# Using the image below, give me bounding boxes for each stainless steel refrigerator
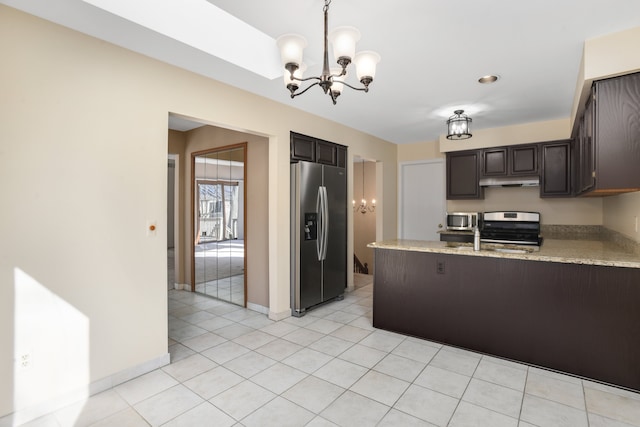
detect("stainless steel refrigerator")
[291,161,347,316]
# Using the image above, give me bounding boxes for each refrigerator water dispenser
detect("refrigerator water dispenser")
[304,213,317,241]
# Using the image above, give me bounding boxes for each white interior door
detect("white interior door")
[399,160,446,240]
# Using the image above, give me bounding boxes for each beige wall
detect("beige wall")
[0,6,396,419]
[180,126,270,308]
[398,140,443,162]
[604,192,640,243]
[449,187,603,225]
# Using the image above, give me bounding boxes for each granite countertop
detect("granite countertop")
[368,238,640,269]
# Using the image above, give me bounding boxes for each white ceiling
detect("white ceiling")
[5,0,640,144]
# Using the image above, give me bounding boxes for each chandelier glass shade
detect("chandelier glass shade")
[446,110,473,140]
[276,0,380,105]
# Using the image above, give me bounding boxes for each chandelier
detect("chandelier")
[353,159,375,214]
[276,0,380,105]
[446,110,473,140]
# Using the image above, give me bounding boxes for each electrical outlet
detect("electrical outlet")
[17,352,32,370]
[436,260,445,274]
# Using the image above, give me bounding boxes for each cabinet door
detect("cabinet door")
[316,140,337,166]
[594,73,640,190]
[509,145,538,175]
[482,148,507,176]
[447,151,483,199]
[290,133,316,162]
[336,145,347,169]
[580,95,595,193]
[540,140,571,197]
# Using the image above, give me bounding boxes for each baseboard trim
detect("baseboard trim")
[0,353,170,426]
[268,309,291,321]
[247,302,269,315]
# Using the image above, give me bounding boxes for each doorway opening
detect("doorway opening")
[352,156,376,289]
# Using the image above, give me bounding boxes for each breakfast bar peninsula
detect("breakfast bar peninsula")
[368,238,640,391]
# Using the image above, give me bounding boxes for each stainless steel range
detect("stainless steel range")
[480,211,542,246]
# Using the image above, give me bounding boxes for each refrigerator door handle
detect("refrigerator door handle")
[316,187,323,261]
[321,186,329,261]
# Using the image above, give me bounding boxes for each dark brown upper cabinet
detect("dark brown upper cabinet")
[481,145,538,177]
[574,96,595,195]
[336,145,347,168]
[574,72,640,196]
[290,133,316,163]
[482,148,507,176]
[509,144,538,175]
[447,150,483,199]
[316,140,337,166]
[540,140,572,197]
[290,132,347,169]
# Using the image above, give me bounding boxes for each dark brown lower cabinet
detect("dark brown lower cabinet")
[373,248,640,391]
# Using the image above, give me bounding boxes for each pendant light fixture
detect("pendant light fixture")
[446,110,473,140]
[353,159,375,214]
[276,0,380,105]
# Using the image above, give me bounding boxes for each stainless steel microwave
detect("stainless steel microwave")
[446,212,480,231]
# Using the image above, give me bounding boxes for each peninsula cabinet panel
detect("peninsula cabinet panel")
[540,140,572,197]
[446,151,483,199]
[373,248,640,391]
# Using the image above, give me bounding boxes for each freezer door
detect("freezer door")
[322,164,347,301]
[291,162,323,312]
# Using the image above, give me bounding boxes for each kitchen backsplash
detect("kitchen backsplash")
[542,225,640,256]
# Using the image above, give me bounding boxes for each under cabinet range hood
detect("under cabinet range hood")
[479,176,540,187]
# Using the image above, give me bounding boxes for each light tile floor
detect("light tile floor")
[16,284,640,426]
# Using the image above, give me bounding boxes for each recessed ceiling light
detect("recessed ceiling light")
[478,75,499,84]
